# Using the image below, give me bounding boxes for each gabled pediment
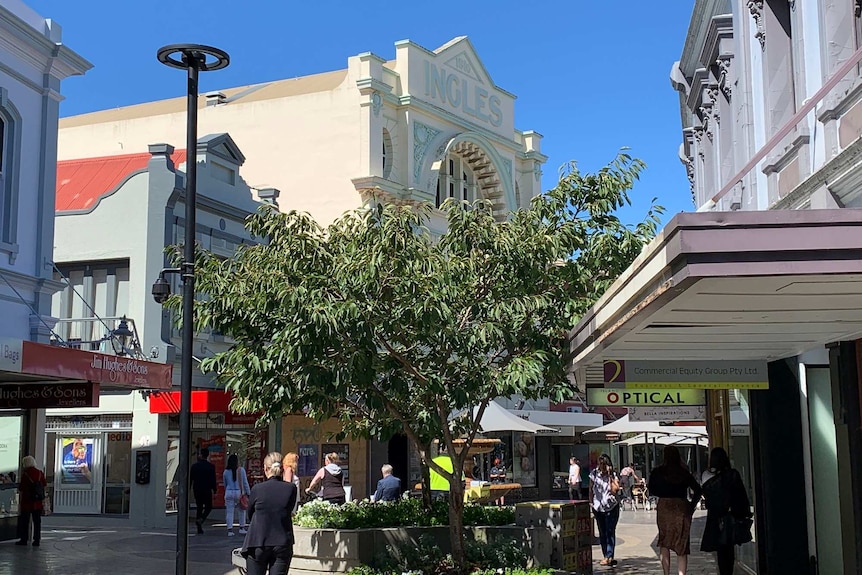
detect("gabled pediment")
[196,133,246,167]
[433,36,505,94]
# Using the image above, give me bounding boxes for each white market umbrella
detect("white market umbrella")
[615,433,702,447]
[583,414,706,437]
[472,401,558,433]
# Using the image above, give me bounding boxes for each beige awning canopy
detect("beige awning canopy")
[570,209,862,378]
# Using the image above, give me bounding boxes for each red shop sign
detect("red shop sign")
[21,341,172,390]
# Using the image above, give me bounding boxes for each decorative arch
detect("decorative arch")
[428,132,516,218]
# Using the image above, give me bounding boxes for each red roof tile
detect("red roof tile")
[56,150,187,213]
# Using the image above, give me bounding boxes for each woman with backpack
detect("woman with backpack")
[700,447,752,575]
[16,455,46,547]
[589,454,621,567]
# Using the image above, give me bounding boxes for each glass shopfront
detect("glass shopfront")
[165,413,266,511]
[0,412,26,539]
[45,414,133,514]
[730,390,756,573]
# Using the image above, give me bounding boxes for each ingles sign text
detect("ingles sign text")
[424,61,502,127]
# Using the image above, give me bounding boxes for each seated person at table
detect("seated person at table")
[489,458,507,483]
[373,464,401,502]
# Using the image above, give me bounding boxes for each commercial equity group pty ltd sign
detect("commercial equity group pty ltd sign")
[603,360,769,390]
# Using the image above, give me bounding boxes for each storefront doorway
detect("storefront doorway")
[46,415,133,514]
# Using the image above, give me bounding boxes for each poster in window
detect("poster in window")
[511,432,536,487]
[60,437,94,487]
[321,443,349,484]
[297,444,318,478]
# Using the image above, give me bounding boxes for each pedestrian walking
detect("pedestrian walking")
[305,452,346,505]
[190,447,218,534]
[568,456,581,500]
[281,452,301,513]
[700,447,752,575]
[589,454,621,567]
[373,464,402,502]
[241,452,298,575]
[619,462,641,500]
[16,456,46,547]
[224,454,251,537]
[648,445,702,575]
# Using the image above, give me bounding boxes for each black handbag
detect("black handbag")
[719,514,753,546]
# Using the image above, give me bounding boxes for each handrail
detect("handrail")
[698,45,862,211]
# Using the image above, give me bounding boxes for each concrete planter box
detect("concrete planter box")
[290,525,555,575]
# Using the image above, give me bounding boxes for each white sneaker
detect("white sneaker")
[238,528,248,535]
[227,531,236,537]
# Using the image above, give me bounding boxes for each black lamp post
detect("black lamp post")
[155,43,229,575]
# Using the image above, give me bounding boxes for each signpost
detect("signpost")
[603,359,768,390]
[628,406,706,422]
[586,387,706,407]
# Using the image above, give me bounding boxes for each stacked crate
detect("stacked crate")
[515,501,593,574]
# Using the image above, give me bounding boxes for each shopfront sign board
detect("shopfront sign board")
[603,359,768,390]
[628,406,706,422]
[0,338,22,373]
[587,387,706,407]
[0,382,99,409]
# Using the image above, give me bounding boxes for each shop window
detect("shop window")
[0,415,24,518]
[483,431,536,487]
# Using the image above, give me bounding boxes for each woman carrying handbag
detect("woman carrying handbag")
[700,447,752,575]
[225,454,252,537]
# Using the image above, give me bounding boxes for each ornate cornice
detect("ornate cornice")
[717,55,733,100]
[748,0,765,51]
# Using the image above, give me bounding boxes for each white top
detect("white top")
[569,463,581,485]
[223,467,251,493]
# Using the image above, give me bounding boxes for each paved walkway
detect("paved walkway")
[0,515,241,575]
[0,511,744,575]
[606,509,743,574]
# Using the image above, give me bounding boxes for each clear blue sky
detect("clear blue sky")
[32,0,695,224]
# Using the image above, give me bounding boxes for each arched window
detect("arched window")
[435,152,476,208]
[382,129,393,180]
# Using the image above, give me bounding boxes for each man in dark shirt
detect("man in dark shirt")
[373,464,401,502]
[189,448,217,534]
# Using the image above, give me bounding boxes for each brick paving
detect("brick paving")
[0,510,740,575]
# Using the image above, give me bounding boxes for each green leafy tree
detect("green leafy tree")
[186,153,660,570]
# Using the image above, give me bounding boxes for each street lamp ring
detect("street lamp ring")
[157,43,230,71]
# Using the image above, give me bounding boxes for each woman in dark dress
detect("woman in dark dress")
[241,452,298,575]
[648,445,702,575]
[305,452,346,505]
[700,447,751,575]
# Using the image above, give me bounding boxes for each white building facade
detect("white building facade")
[50,134,265,525]
[57,37,547,231]
[666,2,862,574]
[0,0,90,539]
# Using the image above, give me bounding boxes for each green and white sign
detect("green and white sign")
[628,406,706,422]
[586,388,706,407]
[603,359,768,390]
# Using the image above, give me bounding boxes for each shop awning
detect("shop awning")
[149,390,231,413]
[570,209,862,375]
[0,338,172,409]
[474,401,557,433]
[615,433,706,447]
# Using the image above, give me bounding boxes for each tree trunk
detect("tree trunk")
[448,478,467,571]
[420,459,433,510]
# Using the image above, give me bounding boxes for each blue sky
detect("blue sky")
[32,0,695,225]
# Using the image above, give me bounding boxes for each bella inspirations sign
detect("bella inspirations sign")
[603,359,769,390]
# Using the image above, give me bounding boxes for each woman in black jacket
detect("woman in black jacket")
[241,452,298,575]
[700,447,751,575]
